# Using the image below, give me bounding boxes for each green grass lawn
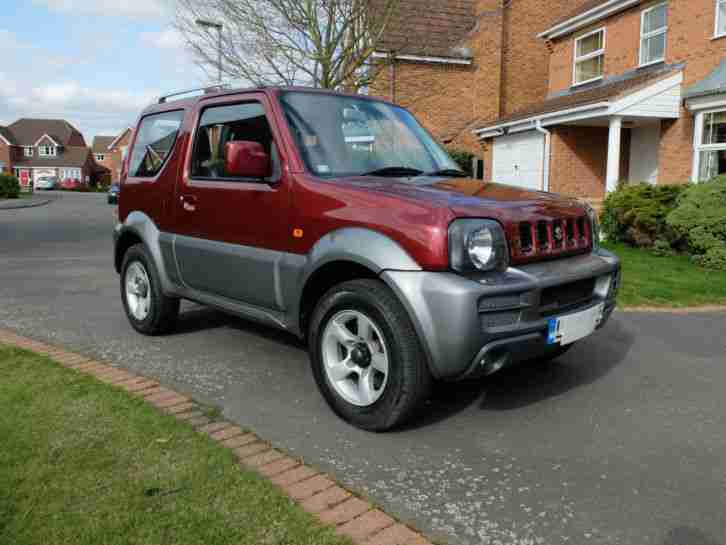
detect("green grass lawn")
[604,242,726,308]
[0,345,352,545]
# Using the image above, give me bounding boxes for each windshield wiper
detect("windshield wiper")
[424,168,468,178]
[361,167,424,177]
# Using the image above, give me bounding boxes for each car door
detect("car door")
[171,93,292,310]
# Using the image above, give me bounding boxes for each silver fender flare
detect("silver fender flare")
[114,212,177,295]
[282,227,422,333]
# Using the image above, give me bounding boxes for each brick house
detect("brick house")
[0,118,95,190]
[373,0,726,202]
[475,0,726,201]
[91,127,133,184]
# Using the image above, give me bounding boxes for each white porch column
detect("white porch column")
[606,116,623,193]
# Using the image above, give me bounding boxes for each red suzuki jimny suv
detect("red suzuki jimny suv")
[114,86,620,431]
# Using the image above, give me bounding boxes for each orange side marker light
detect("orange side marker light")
[293,228,304,239]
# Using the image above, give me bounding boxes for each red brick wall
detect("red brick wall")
[549,126,608,199]
[500,0,586,116]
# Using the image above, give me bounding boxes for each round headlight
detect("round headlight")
[467,227,495,270]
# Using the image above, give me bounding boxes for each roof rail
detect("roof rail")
[158,83,231,104]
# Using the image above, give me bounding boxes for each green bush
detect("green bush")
[601,182,686,246]
[446,148,475,177]
[667,174,726,270]
[0,173,21,199]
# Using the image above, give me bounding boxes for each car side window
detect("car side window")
[128,111,184,178]
[191,102,279,180]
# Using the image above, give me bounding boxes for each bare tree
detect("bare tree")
[175,0,401,92]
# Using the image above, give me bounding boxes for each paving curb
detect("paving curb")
[0,197,54,210]
[0,329,435,545]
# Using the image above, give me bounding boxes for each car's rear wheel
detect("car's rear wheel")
[309,279,431,432]
[121,243,179,335]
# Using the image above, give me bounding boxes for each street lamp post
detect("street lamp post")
[195,19,223,83]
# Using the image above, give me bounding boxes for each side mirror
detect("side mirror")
[225,141,271,179]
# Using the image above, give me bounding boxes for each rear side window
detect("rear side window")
[128,110,184,178]
[191,102,278,180]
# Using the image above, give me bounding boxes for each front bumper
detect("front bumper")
[382,249,620,380]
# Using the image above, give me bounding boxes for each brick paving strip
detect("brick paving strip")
[0,329,434,545]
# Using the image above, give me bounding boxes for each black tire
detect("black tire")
[120,243,179,335]
[308,279,432,432]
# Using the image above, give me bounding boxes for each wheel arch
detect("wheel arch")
[114,212,176,294]
[292,227,423,340]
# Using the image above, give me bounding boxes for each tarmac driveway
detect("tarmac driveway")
[1,191,725,545]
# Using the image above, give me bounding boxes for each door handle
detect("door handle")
[180,194,197,212]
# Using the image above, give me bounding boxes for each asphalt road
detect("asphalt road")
[1,191,725,545]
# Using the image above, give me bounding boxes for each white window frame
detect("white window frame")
[692,106,726,181]
[95,153,105,161]
[23,146,33,157]
[38,145,56,157]
[716,0,726,38]
[639,2,668,67]
[573,27,606,87]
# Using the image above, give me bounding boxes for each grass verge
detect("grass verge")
[604,242,726,308]
[0,345,352,545]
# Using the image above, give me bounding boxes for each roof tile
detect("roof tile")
[377,0,476,58]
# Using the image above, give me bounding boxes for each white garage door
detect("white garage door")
[492,131,545,191]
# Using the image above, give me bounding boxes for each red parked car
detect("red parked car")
[61,178,82,190]
[114,86,620,431]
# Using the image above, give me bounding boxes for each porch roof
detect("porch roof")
[474,65,683,139]
[684,60,726,100]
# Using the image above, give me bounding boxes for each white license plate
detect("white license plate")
[547,303,605,346]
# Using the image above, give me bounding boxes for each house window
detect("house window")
[695,110,726,180]
[573,28,605,86]
[717,0,726,37]
[61,168,82,180]
[38,145,57,157]
[96,154,105,161]
[23,147,33,157]
[640,3,668,67]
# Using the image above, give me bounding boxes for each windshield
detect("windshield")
[279,91,460,179]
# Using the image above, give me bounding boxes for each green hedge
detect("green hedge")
[601,182,686,247]
[667,175,726,271]
[0,173,21,199]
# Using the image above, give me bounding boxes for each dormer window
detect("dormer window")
[640,3,668,67]
[717,0,726,38]
[23,146,33,157]
[39,145,57,157]
[573,28,605,86]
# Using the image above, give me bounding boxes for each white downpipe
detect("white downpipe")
[535,120,551,192]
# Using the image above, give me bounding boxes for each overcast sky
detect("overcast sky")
[0,0,210,143]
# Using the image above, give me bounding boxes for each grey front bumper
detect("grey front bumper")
[382,249,620,380]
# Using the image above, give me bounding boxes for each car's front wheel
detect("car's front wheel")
[309,279,431,432]
[121,243,179,335]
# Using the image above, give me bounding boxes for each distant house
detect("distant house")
[92,127,133,184]
[0,118,95,190]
